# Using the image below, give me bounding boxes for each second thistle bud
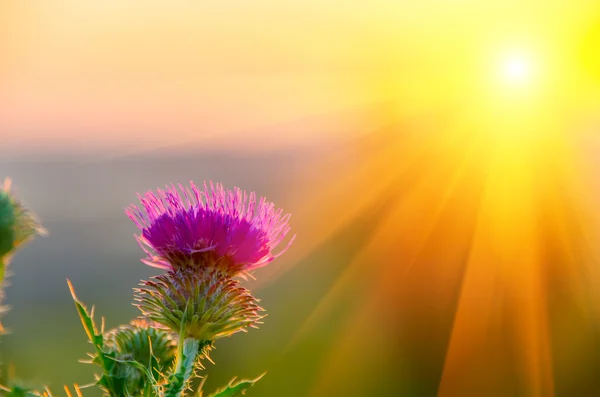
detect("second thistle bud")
[99,319,177,396]
[134,268,264,342]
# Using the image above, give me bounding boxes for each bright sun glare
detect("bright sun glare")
[500,53,533,86]
[479,48,549,142]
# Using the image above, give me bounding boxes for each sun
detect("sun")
[479,46,545,103]
[499,52,534,86]
[473,46,552,144]
[481,47,546,106]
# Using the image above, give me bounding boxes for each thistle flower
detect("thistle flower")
[0,178,46,267]
[134,267,264,342]
[126,181,294,276]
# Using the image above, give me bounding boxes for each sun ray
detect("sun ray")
[438,127,563,396]
[304,120,488,396]
[285,123,476,355]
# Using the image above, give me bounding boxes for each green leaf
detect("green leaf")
[109,355,159,396]
[68,279,103,351]
[68,280,121,395]
[205,373,265,397]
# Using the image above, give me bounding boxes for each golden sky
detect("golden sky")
[1,1,599,152]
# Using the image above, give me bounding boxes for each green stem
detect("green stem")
[164,334,200,397]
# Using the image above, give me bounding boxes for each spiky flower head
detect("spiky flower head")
[97,319,177,397]
[104,318,177,369]
[0,178,46,267]
[134,267,264,342]
[126,181,294,276]
[0,179,46,330]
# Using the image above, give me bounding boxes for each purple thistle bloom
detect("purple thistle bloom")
[126,181,294,275]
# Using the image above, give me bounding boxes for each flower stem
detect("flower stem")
[163,333,199,397]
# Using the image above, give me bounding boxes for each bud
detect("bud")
[0,178,46,266]
[134,267,264,342]
[104,318,176,369]
[0,179,45,330]
[99,319,177,396]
